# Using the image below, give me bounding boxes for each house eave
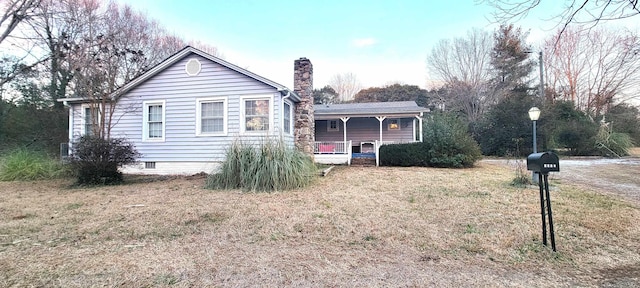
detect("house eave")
[314,111,427,120]
[56,97,90,105]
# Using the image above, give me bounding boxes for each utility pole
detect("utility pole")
[538,51,544,99]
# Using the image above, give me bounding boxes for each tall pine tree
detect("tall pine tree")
[490,24,535,99]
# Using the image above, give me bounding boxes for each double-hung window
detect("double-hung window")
[196,97,227,136]
[283,101,292,134]
[242,96,272,132]
[83,105,98,136]
[143,100,165,141]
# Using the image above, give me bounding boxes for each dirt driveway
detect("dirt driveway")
[553,157,640,204]
[485,155,640,205]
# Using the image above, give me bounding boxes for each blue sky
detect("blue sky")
[121,0,636,90]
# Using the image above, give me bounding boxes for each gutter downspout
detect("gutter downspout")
[281,90,291,141]
[63,100,73,158]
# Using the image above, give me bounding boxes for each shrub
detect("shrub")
[69,136,140,185]
[0,148,68,181]
[423,112,482,167]
[595,121,634,157]
[379,142,429,167]
[604,103,640,144]
[510,160,533,187]
[380,113,482,168]
[474,93,537,156]
[205,138,317,192]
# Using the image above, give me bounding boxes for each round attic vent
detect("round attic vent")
[185,58,201,76]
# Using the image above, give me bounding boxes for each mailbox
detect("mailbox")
[527,152,560,174]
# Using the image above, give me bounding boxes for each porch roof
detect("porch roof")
[314,101,429,119]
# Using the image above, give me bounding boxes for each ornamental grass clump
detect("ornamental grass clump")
[0,148,68,181]
[206,138,316,192]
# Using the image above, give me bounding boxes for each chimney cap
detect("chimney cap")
[298,57,308,60]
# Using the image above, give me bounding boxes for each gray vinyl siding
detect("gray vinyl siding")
[72,54,294,164]
[315,117,415,144]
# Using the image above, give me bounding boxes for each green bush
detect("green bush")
[473,93,537,157]
[604,103,640,144]
[595,122,634,157]
[541,101,599,156]
[205,138,317,192]
[0,148,68,181]
[379,142,429,167]
[380,113,482,168]
[69,136,140,185]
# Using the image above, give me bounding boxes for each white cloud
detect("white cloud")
[351,38,377,47]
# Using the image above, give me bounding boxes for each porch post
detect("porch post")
[376,116,386,143]
[340,117,350,148]
[416,113,423,142]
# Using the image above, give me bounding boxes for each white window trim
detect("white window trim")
[185,58,202,76]
[81,104,100,136]
[196,97,228,136]
[283,100,293,135]
[327,120,339,132]
[142,100,166,142]
[240,95,274,134]
[388,118,401,130]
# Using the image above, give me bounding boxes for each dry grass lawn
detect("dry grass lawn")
[1,162,639,287]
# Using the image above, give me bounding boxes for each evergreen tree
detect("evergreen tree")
[490,24,535,100]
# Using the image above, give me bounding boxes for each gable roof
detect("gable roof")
[58,46,299,103]
[314,101,429,119]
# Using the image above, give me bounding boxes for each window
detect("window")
[143,100,165,141]
[83,106,98,136]
[388,119,400,130]
[196,98,227,136]
[327,120,339,132]
[242,96,272,132]
[283,101,292,134]
[145,162,156,169]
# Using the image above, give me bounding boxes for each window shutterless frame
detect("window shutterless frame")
[196,97,227,136]
[142,100,166,142]
[240,95,273,133]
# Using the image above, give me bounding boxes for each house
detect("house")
[59,46,427,174]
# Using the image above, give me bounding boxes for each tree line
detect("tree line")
[0,0,219,153]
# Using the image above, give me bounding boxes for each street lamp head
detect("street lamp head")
[529,107,541,121]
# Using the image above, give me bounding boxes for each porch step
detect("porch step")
[351,158,376,166]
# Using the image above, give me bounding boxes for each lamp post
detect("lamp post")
[528,107,541,153]
[529,107,541,183]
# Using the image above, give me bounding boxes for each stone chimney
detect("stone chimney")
[293,57,314,156]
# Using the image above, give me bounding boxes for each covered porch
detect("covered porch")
[312,101,429,166]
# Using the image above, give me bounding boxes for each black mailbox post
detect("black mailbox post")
[527,151,560,252]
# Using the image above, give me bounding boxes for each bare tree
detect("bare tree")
[428,28,493,87]
[329,72,362,102]
[427,28,494,121]
[0,0,43,89]
[189,40,222,58]
[0,0,40,44]
[67,0,189,138]
[485,0,640,38]
[543,26,640,117]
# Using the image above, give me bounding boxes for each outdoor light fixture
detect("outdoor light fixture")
[529,106,540,154]
[529,106,541,122]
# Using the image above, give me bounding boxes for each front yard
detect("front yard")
[0,162,639,286]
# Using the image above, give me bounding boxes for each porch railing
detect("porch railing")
[314,141,350,154]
